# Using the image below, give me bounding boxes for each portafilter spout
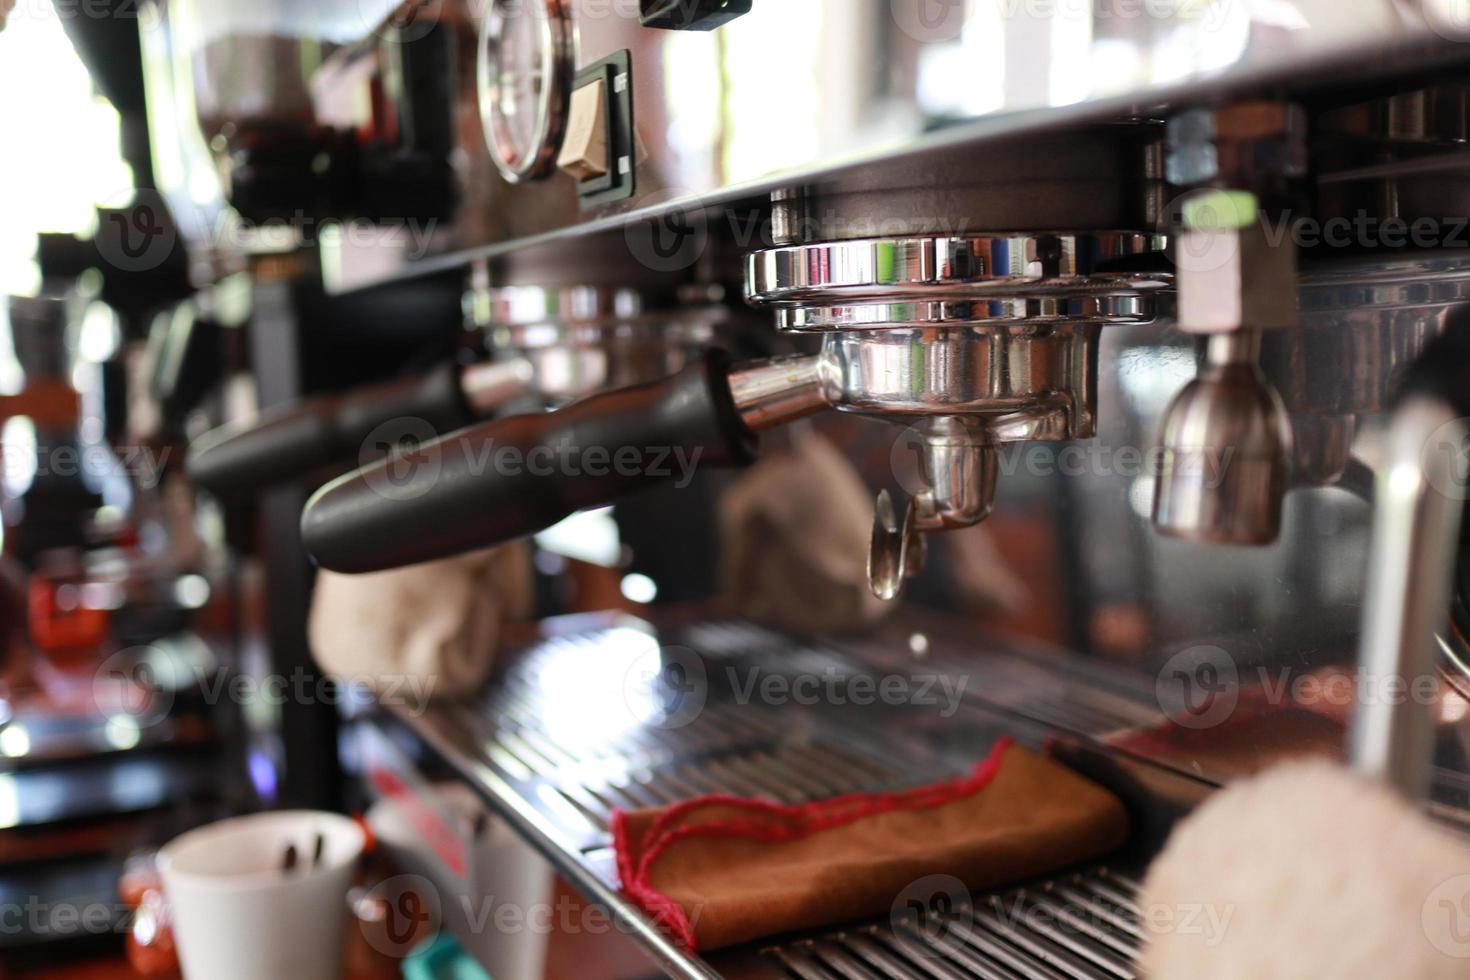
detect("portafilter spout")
[870,418,998,600]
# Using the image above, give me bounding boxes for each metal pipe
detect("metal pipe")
[913,418,998,532]
[728,355,827,432]
[1205,330,1263,365]
[1350,394,1467,799]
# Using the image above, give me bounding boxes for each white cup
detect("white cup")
[158,810,366,980]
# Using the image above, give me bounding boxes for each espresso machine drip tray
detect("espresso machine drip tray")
[749,865,1145,980]
[358,613,1186,980]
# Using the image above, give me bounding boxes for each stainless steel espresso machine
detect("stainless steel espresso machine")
[150,0,1470,976]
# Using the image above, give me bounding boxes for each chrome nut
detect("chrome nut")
[1176,215,1299,335]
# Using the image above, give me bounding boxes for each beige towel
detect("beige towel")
[1141,760,1470,979]
[719,431,890,633]
[308,543,533,702]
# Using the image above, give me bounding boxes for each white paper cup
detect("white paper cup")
[158,810,366,980]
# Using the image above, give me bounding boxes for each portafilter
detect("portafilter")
[301,233,1170,596]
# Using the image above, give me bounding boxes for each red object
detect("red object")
[354,812,377,855]
[27,574,109,658]
[365,765,464,876]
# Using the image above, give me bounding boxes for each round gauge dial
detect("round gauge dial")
[478,0,575,184]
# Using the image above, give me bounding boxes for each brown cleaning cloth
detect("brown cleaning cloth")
[613,739,1129,951]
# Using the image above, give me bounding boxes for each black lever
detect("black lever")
[186,362,501,497]
[300,352,757,573]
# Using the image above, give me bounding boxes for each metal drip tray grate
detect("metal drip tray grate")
[759,868,1143,980]
[451,618,972,851]
[477,693,790,784]
[382,615,1172,980]
[552,739,909,833]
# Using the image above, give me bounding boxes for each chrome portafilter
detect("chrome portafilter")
[299,233,1170,594]
[744,233,1170,598]
[474,281,728,405]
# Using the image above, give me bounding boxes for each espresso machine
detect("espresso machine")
[145,0,1470,976]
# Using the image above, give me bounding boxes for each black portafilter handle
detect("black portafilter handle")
[186,362,494,497]
[300,352,759,574]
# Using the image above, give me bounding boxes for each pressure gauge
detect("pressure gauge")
[478,0,576,183]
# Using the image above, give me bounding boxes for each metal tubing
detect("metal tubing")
[1351,395,1468,799]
